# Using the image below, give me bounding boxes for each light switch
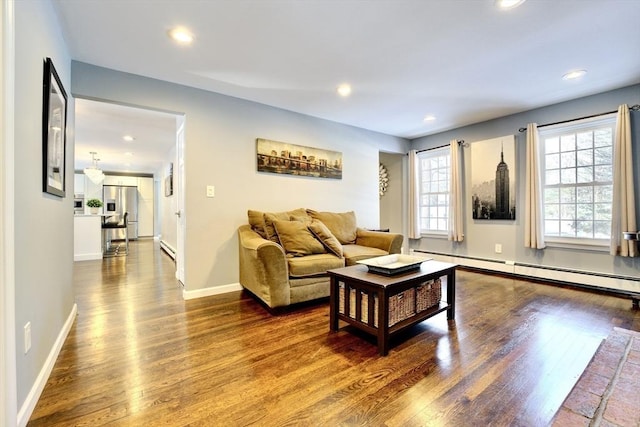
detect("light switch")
[206,185,215,198]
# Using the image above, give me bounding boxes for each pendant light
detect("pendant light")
[84,151,105,184]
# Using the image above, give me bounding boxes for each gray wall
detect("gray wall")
[14,0,75,409]
[71,62,410,292]
[410,84,640,278]
[379,152,404,235]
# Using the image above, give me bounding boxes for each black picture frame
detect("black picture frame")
[42,57,68,197]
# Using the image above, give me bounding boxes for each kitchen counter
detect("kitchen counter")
[74,215,103,260]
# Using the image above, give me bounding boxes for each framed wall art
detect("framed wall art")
[256,138,342,179]
[471,135,516,220]
[42,57,68,197]
[165,163,173,197]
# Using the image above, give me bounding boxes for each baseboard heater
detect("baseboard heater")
[160,240,176,260]
[413,249,639,306]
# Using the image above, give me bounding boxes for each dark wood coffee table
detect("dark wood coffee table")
[328,260,457,356]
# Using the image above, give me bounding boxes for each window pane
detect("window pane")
[545,188,560,203]
[594,165,612,182]
[545,204,559,219]
[577,149,593,166]
[577,166,593,183]
[546,153,559,169]
[561,205,575,220]
[546,170,560,185]
[560,187,576,203]
[545,137,560,153]
[576,221,593,238]
[594,147,612,165]
[576,203,593,220]
[594,203,611,220]
[560,134,576,151]
[561,152,576,168]
[545,220,559,236]
[577,187,593,203]
[594,221,611,238]
[594,129,612,147]
[561,168,576,184]
[576,131,593,150]
[560,220,575,236]
[594,185,612,202]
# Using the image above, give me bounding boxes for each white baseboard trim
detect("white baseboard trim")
[74,252,102,261]
[182,283,243,300]
[414,250,639,296]
[159,240,176,260]
[17,303,77,427]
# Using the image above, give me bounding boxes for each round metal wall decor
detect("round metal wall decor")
[379,163,389,196]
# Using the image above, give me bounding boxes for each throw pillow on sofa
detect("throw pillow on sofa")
[306,210,357,244]
[273,219,326,257]
[260,208,308,243]
[308,219,343,257]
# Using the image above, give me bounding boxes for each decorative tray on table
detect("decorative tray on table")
[357,254,432,276]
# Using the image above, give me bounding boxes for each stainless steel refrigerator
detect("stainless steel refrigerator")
[103,185,139,240]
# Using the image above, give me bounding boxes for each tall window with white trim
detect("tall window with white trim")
[539,114,616,244]
[418,147,450,234]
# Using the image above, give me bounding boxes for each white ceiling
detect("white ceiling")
[57,0,640,173]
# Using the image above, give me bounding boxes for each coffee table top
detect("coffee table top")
[328,260,456,287]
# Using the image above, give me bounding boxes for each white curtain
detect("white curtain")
[524,123,545,249]
[610,104,637,257]
[448,140,464,242]
[408,150,421,239]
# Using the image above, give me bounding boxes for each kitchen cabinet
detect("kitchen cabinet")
[74,173,85,195]
[103,175,138,186]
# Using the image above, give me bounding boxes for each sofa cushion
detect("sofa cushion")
[342,244,388,266]
[247,210,268,239]
[287,253,345,278]
[274,219,326,257]
[262,208,308,243]
[308,219,343,257]
[306,210,357,244]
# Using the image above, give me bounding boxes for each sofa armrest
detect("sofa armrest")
[355,228,403,254]
[238,224,290,307]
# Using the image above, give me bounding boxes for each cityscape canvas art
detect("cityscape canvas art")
[256,138,342,179]
[471,135,516,220]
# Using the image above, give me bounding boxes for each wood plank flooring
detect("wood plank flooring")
[28,239,640,426]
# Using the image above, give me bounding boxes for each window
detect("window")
[539,114,616,245]
[418,147,450,234]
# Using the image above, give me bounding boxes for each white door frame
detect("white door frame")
[175,117,185,286]
[1,0,18,425]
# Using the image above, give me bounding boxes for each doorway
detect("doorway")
[74,99,183,273]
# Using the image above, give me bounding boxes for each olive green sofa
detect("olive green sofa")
[238,208,403,310]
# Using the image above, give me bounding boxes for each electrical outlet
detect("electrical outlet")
[495,243,503,254]
[206,185,215,198]
[24,322,31,354]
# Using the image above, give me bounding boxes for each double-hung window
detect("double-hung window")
[417,147,450,234]
[539,113,616,247]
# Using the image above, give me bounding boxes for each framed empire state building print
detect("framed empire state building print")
[471,135,516,220]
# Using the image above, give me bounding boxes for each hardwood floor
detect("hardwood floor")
[29,240,640,426]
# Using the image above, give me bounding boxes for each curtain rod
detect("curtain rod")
[414,139,466,154]
[518,104,640,133]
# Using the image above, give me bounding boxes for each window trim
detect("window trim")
[417,146,451,235]
[538,113,616,249]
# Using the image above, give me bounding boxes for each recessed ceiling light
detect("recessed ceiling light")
[337,84,352,97]
[495,0,526,9]
[168,27,194,45]
[124,152,134,157]
[562,69,587,81]
[123,135,135,142]
[423,115,436,122]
